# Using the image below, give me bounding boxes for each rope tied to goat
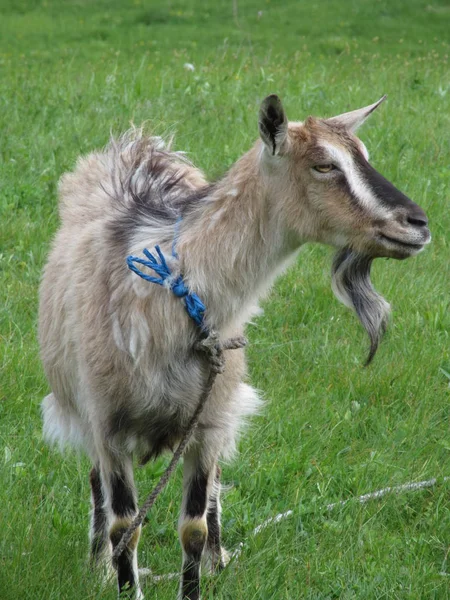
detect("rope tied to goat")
[112,229,246,566]
[126,217,207,329]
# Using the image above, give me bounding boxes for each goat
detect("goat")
[39,95,430,599]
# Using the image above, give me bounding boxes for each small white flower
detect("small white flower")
[184,63,195,72]
[351,400,361,413]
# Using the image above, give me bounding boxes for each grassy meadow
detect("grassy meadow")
[1,0,449,598]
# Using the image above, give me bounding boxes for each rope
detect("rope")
[111,333,247,566]
[126,221,207,330]
[230,475,450,559]
[137,474,450,580]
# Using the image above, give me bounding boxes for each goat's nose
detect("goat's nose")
[406,207,428,228]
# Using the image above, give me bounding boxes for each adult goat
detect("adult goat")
[39,95,430,599]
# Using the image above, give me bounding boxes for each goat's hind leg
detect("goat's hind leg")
[89,466,109,565]
[179,446,217,600]
[204,465,229,573]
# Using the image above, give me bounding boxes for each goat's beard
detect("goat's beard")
[331,248,390,365]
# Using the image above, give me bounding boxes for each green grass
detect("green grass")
[1,0,449,598]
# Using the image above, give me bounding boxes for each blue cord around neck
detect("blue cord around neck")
[126,217,207,331]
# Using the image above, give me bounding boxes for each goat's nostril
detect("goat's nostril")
[407,214,428,228]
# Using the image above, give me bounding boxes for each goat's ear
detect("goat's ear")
[259,94,288,155]
[327,95,387,132]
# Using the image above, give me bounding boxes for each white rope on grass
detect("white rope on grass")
[326,476,450,510]
[231,475,450,559]
[144,475,450,579]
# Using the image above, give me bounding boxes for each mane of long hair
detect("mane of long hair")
[331,248,390,365]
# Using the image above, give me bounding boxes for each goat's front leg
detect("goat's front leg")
[100,454,143,599]
[179,445,217,600]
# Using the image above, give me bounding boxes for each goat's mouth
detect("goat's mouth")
[376,230,430,258]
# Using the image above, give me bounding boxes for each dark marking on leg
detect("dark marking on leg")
[185,469,209,518]
[182,560,201,600]
[111,471,136,517]
[180,467,210,599]
[110,526,136,595]
[89,467,108,561]
[108,464,139,596]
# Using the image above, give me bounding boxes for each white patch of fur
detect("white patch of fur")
[236,382,263,418]
[220,383,263,460]
[41,393,86,450]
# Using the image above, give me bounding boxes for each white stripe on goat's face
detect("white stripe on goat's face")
[317,141,391,220]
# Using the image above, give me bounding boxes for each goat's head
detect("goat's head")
[258,95,431,363]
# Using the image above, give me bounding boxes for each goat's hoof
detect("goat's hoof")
[122,587,145,600]
[202,546,231,575]
[220,547,231,568]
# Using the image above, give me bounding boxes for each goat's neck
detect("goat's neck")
[179,147,302,332]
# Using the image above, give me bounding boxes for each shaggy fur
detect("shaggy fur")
[39,95,430,599]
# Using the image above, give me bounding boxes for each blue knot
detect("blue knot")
[171,275,189,298]
[127,245,207,330]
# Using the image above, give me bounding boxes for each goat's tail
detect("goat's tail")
[56,130,198,229]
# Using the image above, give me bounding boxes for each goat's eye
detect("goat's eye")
[313,164,336,173]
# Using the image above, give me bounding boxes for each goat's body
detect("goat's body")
[40,133,268,598]
[40,134,260,464]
